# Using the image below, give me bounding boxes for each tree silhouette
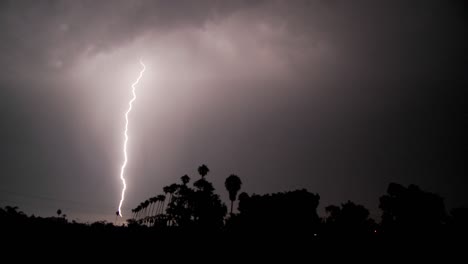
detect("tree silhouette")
[143,199,150,222]
[166,177,193,228]
[236,189,320,236]
[379,183,447,237]
[191,178,226,229]
[157,194,166,214]
[325,200,374,238]
[225,174,242,215]
[162,165,227,229]
[0,177,465,252]
[115,211,119,225]
[198,164,209,178]
[149,197,157,217]
[193,177,215,193]
[181,174,190,185]
[450,207,468,237]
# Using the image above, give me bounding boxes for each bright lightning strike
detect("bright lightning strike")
[118,59,146,217]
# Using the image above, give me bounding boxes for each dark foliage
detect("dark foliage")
[1,172,465,256]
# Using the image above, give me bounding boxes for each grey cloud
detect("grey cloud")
[0,0,266,77]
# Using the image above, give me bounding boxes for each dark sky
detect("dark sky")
[0,0,466,222]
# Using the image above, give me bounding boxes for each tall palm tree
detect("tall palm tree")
[138,202,145,221]
[225,174,242,215]
[143,200,150,221]
[157,194,166,214]
[149,197,157,217]
[137,205,143,220]
[135,205,141,220]
[115,211,119,225]
[198,164,209,179]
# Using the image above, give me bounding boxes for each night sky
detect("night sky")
[0,0,466,222]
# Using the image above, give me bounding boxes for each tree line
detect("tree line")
[1,164,467,243]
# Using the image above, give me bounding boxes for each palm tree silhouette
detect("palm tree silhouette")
[225,174,242,215]
[181,174,190,185]
[149,197,157,217]
[115,211,119,225]
[135,205,142,220]
[198,164,209,179]
[157,194,166,214]
[143,199,150,224]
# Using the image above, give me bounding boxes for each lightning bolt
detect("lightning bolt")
[118,59,146,217]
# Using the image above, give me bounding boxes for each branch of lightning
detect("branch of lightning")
[118,60,146,217]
